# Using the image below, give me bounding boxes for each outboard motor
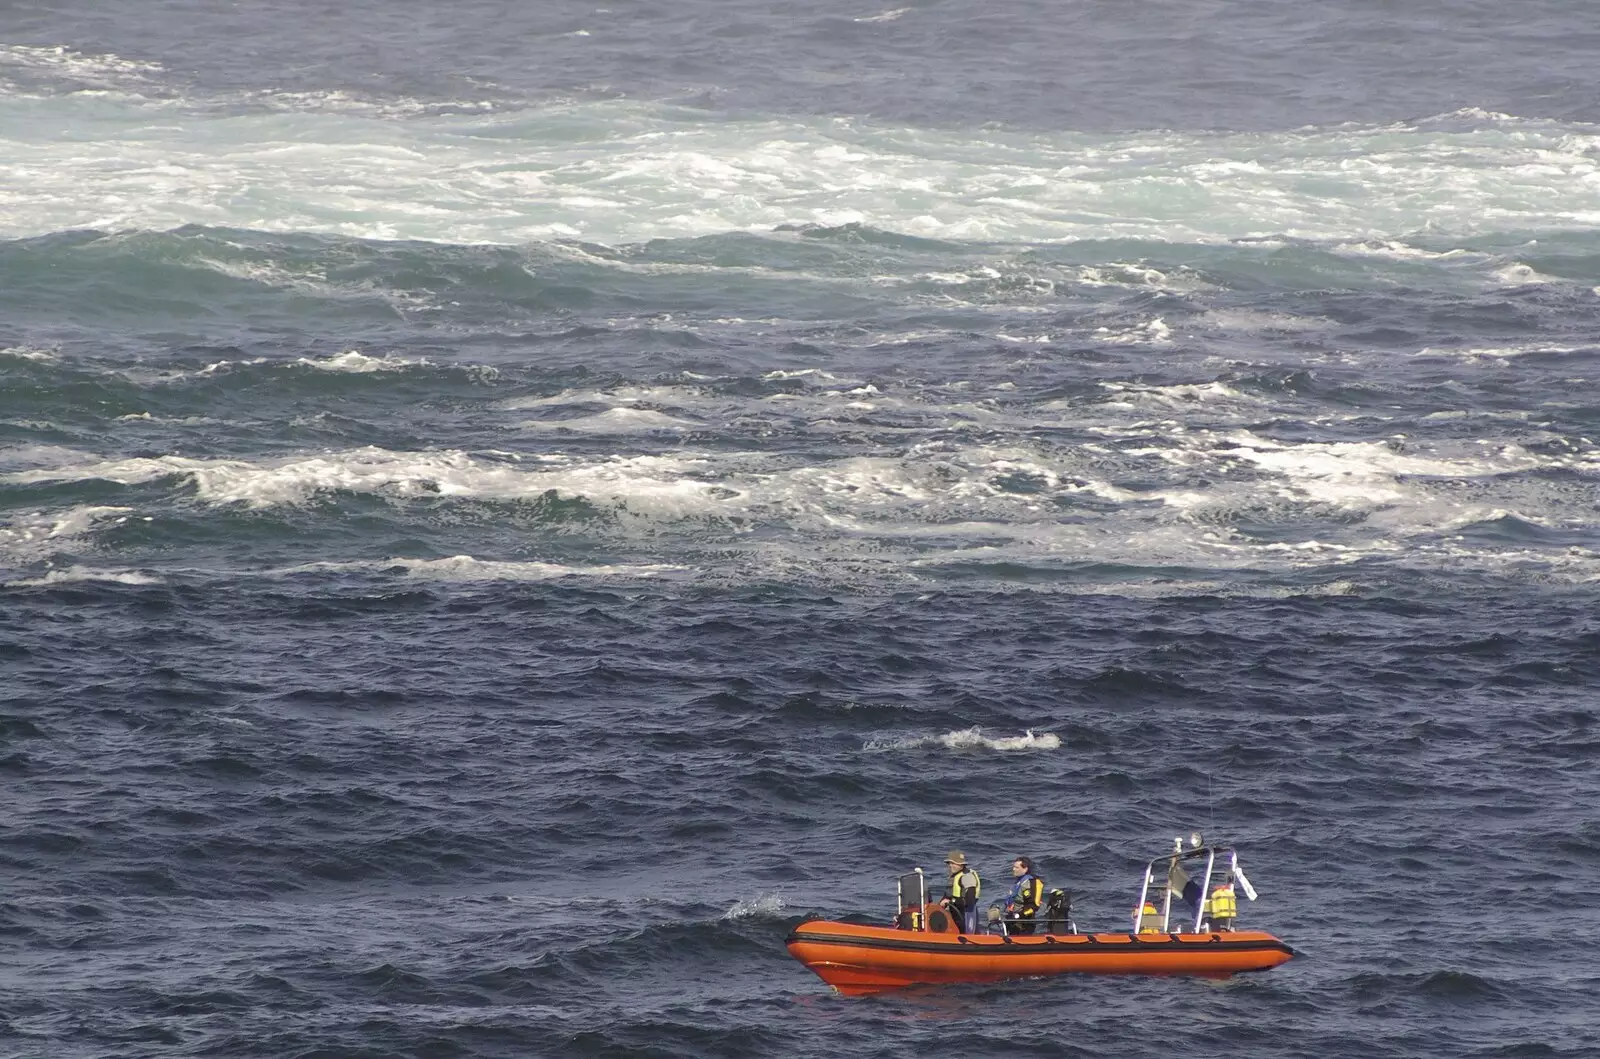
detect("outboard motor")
[1044,889,1075,934]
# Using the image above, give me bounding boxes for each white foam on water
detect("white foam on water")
[187,251,440,313]
[500,384,701,411]
[1493,262,1560,286]
[3,455,224,489]
[1399,540,1600,584]
[5,97,1600,244]
[1096,380,1263,412]
[1103,430,1600,563]
[517,408,702,433]
[0,345,59,361]
[295,350,421,373]
[1429,505,1562,533]
[115,412,227,425]
[916,268,999,286]
[865,727,1062,753]
[0,45,163,91]
[190,253,337,293]
[1332,239,1477,261]
[1419,342,1587,360]
[1209,432,1547,511]
[194,358,269,377]
[0,444,98,472]
[245,88,500,119]
[502,385,714,434]
[0,505,135,546]
[1025,577,1371,600]
[1093,319,1173,345]
[4,422,1592,579]
[854,7,912,23]
[1077,263,1210,290]
[763,368,838,381]
[3,565,161,588]
[0,506,141,563]
[723,894,787,919]
[0,447,754,518]
[270,555,685,582]
[1192,308,1332,333]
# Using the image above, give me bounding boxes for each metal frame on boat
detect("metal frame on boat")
[1133,840,1256,934]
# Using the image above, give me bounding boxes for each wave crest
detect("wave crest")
[866,727,1062,752]
[723,894,787,919]
[4,100,1600,244]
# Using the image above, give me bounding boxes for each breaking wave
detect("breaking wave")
[865,728,1063,752]
[5,94,1600,245]
[723,894,787,919]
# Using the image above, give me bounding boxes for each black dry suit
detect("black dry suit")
[1005,870,1045,934]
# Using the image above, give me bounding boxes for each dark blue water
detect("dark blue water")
[3,4,1598,1057]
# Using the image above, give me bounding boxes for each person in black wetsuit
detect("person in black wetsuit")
[1003,856,1045,935]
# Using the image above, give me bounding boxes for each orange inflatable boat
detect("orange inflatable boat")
[787,842,1296,994]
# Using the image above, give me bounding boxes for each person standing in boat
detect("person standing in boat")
[1003,856,1045,934]
[940,851,982,934]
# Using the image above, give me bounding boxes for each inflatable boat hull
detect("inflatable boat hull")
[786,920,1297,994]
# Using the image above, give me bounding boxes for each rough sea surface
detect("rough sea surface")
[3,3,1598,1056]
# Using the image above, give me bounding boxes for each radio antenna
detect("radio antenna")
[1207,771,1215,840]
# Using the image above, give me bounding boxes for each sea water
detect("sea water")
[2,4,1597,1056]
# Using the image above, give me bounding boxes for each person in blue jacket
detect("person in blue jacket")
[1003,856,1045,934]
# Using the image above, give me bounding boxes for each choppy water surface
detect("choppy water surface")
[2,4,1597,1057]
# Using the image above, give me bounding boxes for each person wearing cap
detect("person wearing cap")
[940,851,982,934]
[1003,856,1045,935]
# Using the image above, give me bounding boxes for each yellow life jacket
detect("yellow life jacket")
[1207,884,1238,921]
[1014,875,1043,914]
[1138,901,1164,933]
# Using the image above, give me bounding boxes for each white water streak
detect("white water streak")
[865,728,1063,752]
[3,95,1599,244]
